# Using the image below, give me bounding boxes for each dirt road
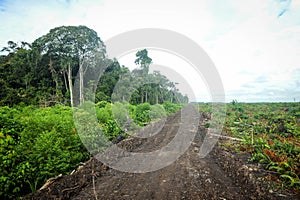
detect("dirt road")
[25,105,299,200]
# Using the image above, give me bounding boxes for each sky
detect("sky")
[0,0,300,102]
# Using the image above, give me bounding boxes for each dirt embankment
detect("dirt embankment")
[24,105,299,200]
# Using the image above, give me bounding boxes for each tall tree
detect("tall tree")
[32,25,106,106]
[134,49,152,75]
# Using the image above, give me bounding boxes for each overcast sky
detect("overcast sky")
[1,0,299,102]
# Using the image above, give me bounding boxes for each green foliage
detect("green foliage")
[0,37,188,108]
[280,174,300,187]
[198,103,212,115]
[134,49,152,75]
[150,104,166,120]
[96,61,128,103]
[216,102,300,192]
[96,102,113,124]
[0,101,182,199]
[96,100,109,108]
[134,103,151,126]
[163,101,181,114]
[100,119,122,140]
[74,107,110,155]
[0,25,189,199]
[0,105,90,199]
[112,102,129,127]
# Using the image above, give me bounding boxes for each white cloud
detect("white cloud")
[0,0,299,102]
[201,0,300,102]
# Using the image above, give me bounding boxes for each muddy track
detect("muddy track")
[25,105,299,200]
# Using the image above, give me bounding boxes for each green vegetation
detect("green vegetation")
[0,102,182,199]
[4,24,299,198]
[0,105,89,199]
[201,102,300,192]
[0,25,186,199]
[0,25,188,107]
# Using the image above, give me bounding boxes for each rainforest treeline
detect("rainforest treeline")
[0,25,188,107]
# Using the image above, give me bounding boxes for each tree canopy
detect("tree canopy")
[0,25,188,107]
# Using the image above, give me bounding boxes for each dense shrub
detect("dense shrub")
[150,104,166,120]
[0,102,182,199]
[134,103,151,126]
[96,102,113,124]
[163,101,181,114]
[0,105,90,199]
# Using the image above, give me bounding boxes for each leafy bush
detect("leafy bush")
[112,102,129,127]
[163,101,181,114]
[0,106,24,140]
[96,100,109,108]
[150,104,166,120]
[0,102,183,199]
[0,105,90,199]
[134,103,151,126]
[74,107,109,155]
[96,102,113,124]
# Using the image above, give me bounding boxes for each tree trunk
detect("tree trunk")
[63,70,68,94]
[79,58,84,105]
[141,92,144,103]
[68,63,74,107]
[145,90,148,103]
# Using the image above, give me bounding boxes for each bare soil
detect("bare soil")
[24,106,299,200]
